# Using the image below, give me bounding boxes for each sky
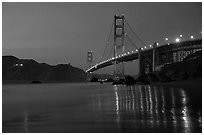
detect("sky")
[2,2,202,75]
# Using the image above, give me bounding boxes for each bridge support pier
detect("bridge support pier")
[138,48,142,76]
[152,43,157,72]
[138,43,157,76]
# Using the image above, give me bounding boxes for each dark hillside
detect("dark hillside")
[2,56,87,83]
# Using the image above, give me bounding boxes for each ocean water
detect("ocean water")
[2,83,202,133]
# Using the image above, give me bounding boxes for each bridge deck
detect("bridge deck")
[86,39,202,73]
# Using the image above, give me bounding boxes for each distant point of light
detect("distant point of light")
[190,36,194,39]
[121,54,124,56]
[131,51,134,53]
[156,43,159,45]
[168,43,170,45]
[149,44,152,47]
[180,35,183,38]
[144,46,147,49]
[136,49,138,51]
[176,38,180,42]
[20,64,23,66]
[165,38,168,41]
[141,48,143,50]
[127,52,130,54]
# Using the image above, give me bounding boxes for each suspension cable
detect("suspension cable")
[124,17,146,47]
[101,19,114,61]
[125,34,139,50]
[107,43,114,60]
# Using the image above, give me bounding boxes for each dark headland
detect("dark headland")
[2,56,87,84]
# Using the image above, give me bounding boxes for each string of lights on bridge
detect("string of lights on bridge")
[103,34,199,60]
[146,34,199,48]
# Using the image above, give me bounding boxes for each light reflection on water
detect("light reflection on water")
[113,85,201,133]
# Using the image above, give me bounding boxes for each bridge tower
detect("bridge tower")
[86,51,93,80]
[113,14,125,79]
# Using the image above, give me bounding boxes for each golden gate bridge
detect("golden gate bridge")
[86,14,202,79]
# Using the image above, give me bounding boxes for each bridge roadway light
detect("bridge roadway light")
[144,46,147,49]
[136,49,138,51]
[131,50,134,53]
[149,44,152,47]
[190,36,194,39]
[175,38,180,43]
[179,35,183,38]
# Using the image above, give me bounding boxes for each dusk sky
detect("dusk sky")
[2,2,202,75]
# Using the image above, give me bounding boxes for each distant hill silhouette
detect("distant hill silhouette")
[3,56,86,83]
